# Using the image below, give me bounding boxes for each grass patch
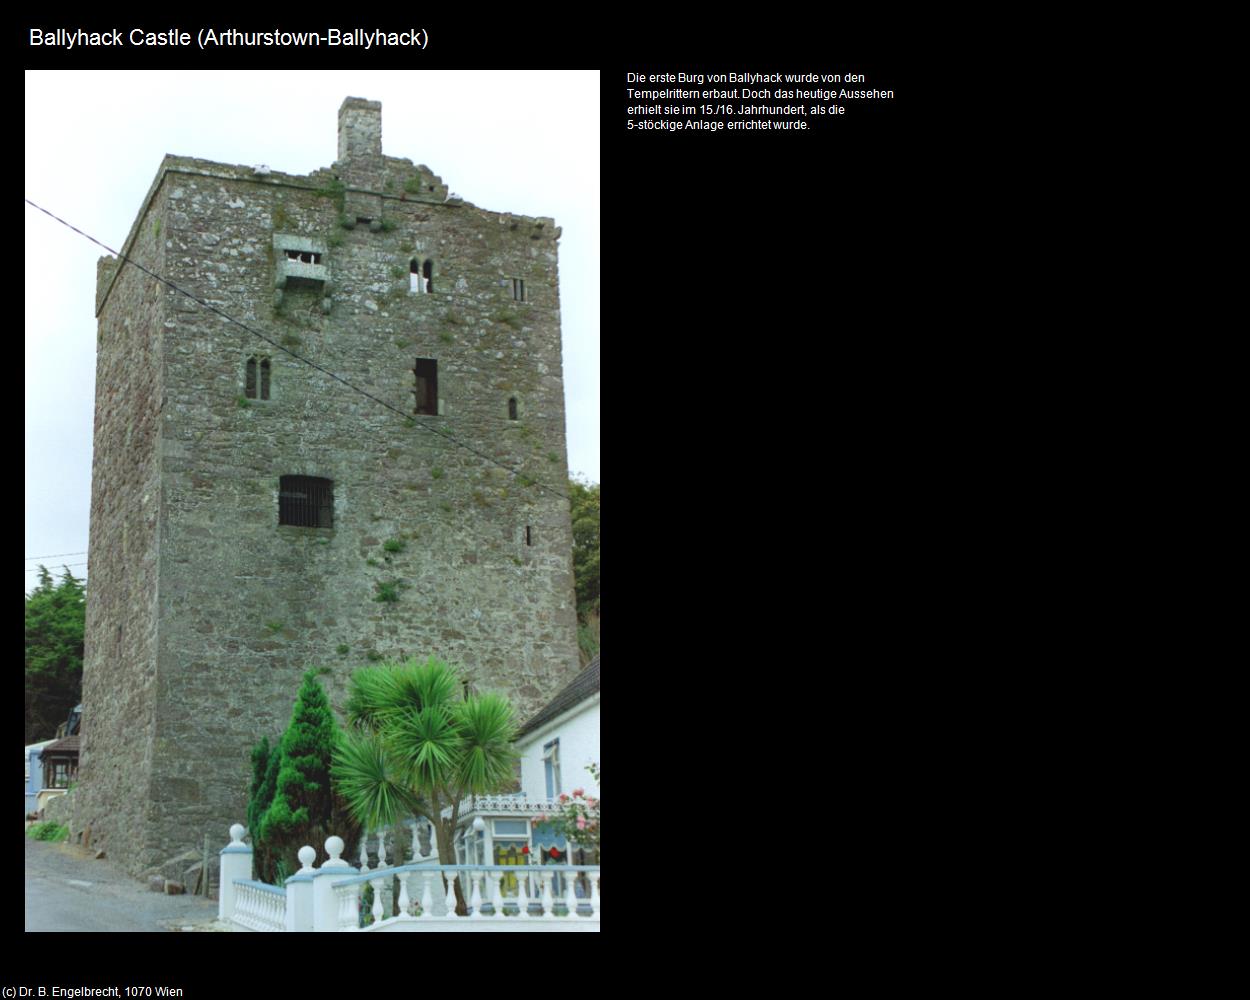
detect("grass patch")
[265,621,284,633]
[237,395,252,409]
[430,467,444,480]
[27,822,69,842]
[336,644,350,656]
[383,538,406,554]
[374,580,403,603]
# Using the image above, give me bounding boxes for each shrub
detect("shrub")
[28,821,69,842]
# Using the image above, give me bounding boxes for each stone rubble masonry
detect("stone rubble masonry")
[76,97,582,880]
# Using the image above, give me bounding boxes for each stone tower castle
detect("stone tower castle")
[77,97,581,878]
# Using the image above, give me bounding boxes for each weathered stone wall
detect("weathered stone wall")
[78,182,170,870]
[82,99,581,878]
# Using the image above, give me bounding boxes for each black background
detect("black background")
[22,14,932,973]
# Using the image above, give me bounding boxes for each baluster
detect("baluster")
[445,871,459,916]
[377,829,387,869]
[540,870,554,918]
[371,877,384,924]
[359,833,370,871]
[589,873,600,918]
[518,866,532,918]
[411,823,420,862]
[398,871,411,915]
[420,872,434,917]
[469,871,484,918]
[564,869,578,917]
[492,870,505,917]
[349,884,362,930]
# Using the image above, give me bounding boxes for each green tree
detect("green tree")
[246,736,280,883]
[331,656,519,915]
[24,567,86,744]
[568,477,600,663]
[258,670,351,883]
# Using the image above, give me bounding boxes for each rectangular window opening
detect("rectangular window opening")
[279,475,334,528]
[512,278,526,302]
[543,739,561,799]
[413,358,439,415]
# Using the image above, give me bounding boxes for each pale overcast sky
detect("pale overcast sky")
[24,70,600,593]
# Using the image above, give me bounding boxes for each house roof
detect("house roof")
[41,735,80,757]
[515,654,599,741]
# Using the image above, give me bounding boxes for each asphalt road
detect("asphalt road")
[25,834,222,932]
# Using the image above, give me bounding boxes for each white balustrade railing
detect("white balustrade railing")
[440,794,570,819]
[332,863,600,929]
[232,879,288,931]
[218,823,599,932]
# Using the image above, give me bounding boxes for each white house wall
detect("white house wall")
[518,696,600,801]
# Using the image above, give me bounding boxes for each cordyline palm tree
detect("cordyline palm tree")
[331,656,519,916]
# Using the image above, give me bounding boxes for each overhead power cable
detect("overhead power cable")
[25,550,87,560]
[25,198,570,503]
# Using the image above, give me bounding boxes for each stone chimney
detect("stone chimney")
[338,97,382,164]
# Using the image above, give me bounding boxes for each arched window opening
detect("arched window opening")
[508,397,518,421]
[410,259,424,294]
[422,259,434,293]
[245,357,257,398]
[259,358,271,400]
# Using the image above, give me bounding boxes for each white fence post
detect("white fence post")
[313,835,359,932]
[284,846,317,931]
[218,823,252,923]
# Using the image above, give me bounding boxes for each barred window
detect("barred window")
[279,475,334,528]
[512,278,526,301]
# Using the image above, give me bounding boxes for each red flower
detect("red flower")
[549,848,560,859]
[521,845,530,855]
